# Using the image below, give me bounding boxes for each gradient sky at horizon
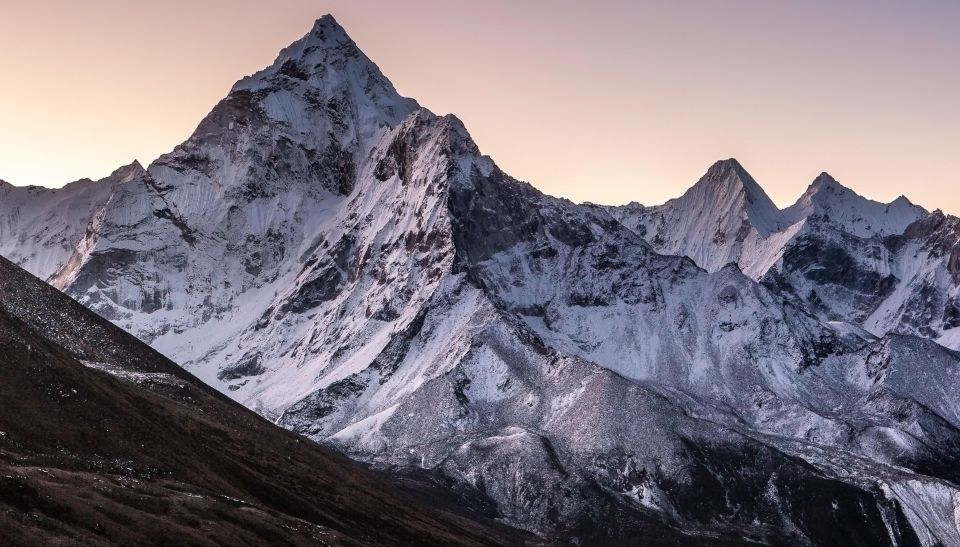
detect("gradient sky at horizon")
[1,0,958,211]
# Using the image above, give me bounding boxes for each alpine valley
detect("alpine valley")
[2,15,960,546]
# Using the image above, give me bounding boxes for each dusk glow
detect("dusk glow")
[2,0,958,210]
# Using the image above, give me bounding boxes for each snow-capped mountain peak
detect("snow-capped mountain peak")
[307,13,353,46]
[233,15,363,91]
[607,158,787,272]
[229,14,417,140]
[684,158,784,236]
[783,170,925,237]
[810,170,843,190]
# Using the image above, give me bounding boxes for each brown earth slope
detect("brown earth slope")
[0,255,525,546]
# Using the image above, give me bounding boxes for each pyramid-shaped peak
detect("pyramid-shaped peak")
[282,14,364,65]
[699,158,754,187]
[699,159,765,195]
[304,14,353,49]
[222,14,418,143]
[694,159,774,206]
[230,14,397,95]
[812,171,838,185]
[673,159,784,236]
[705,158,750,178]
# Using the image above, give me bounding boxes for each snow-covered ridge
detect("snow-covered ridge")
[609,160,927,277]
[783,171,924,237]
[0,161,144,280]
[607,159,955,349]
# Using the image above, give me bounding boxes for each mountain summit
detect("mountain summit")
[609,158,785,272]
[782,170,925,237]
[228,14,418,148]
[680,158,784,235]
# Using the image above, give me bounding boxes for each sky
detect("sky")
[1,0,958,211]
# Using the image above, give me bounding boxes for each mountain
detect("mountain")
[607,163,960,348]
[2,14,960,544]
[781,172,924,237]
[0,254,523,545]
[608,159,788,273]
[609,163,927,278]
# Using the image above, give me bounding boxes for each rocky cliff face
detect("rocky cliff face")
[2,15,959,544]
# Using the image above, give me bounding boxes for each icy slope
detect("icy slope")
[276,106,958,542]
[283,273,931,544]
[763,207,960,347]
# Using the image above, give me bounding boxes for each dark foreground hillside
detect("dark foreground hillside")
[0,255,524,546]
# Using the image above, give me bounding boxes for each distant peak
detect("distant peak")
[681,158,784,235]
[783,171,927,236]
[698,158,767,201]
[705,158,749,180]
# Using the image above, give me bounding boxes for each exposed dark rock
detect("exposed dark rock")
[218,354,266,381]
[277,59,310,81]
[152,208,197,245]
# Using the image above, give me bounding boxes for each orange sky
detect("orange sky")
[1,0,958,211]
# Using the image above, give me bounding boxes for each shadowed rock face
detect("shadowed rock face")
[1,14,960,545]
[0,255,525,546]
